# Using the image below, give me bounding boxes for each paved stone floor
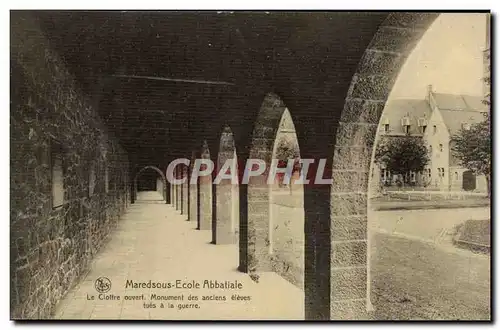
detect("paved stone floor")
[53,191,304,320]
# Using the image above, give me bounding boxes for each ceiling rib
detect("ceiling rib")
[111,74,235,86]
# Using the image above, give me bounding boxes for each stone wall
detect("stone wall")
[270,202,305,290]
[10,16,130,319]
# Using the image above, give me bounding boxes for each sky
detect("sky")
[389,13,488,99]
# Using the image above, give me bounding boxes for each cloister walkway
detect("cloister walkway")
[53,191,304,320]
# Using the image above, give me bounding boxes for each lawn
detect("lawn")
[453,219,490,252]
[370,232,490,320]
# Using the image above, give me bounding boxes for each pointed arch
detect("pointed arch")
[241,92,289,273]
[133,165,168,202]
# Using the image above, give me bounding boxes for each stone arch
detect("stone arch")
[133,165,168,202]
[198,140,212,231]
[214,126,239,244]
[324,13,440,320]
[242,92,289,273]
[269,108,304,289]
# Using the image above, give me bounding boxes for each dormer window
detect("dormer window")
[418,117,428,134]
[382,118,390,133]
[401,116,410,134]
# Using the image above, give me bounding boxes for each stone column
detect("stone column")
[189,170,198,223]
[215,177,234,244]
[166,180,171,204]
[179,173,184,213]
[175,166,180,211]
[173,170,177,208]
[198,170,212,230]
[182,166,189,216]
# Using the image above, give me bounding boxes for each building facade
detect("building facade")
[372,85,488,193]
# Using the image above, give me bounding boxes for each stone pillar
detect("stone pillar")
[182,166,189,216]
[239,94,288,273]
[237,152,272,273]
[175,167,180,211]
[329,155,371,319]
[170,175,174,207]
[130,181,135,204]
[198,170,212,230]
[232,171,240,244]
[189,170,198,223]
[215,133,238,244]
[179,174,184,213]
[166,180,171,204]
[238,179,249,272]
[303,184,331,320]
[215,176,234,244]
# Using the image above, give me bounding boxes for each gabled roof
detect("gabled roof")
[431,92,488,136]
[440,109,487,136]
[379,99,432,136]
[432,93,488,112]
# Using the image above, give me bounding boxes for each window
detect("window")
[428,168,432,178]
[401,116,410,134]
[410,171,416,182]
[433,125,437,134]
[429,145,432,153]
[439,144,443,152]
[418,118,428,134]
[51,142,65,208]
[382,118,390,133]
[437,168,445,178]
[455,172,458,180]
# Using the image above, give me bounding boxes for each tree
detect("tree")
[450,121,490,195]
[274,138,300,188]
[275,138,300,161]
[374,136,430,185]
[450,48,491,196]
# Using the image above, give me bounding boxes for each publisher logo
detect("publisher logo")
[95,277,111,293]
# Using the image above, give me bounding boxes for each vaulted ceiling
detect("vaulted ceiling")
[24,11,389,168]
